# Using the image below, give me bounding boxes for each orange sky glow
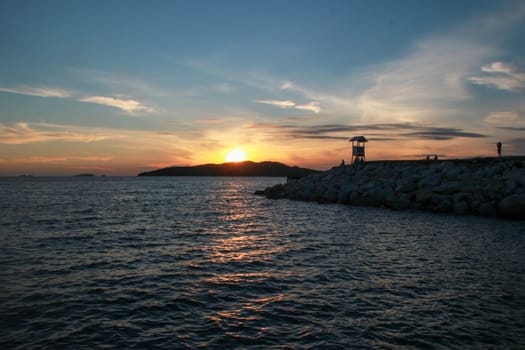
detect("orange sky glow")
[1,1,524,175]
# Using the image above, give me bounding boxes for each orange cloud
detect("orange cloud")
[0,122,119,144]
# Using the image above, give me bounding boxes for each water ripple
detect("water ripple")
[1,177,525,349]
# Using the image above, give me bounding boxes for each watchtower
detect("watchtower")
[350,136,368,163]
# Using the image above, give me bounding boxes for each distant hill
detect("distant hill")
[138,161,320,177]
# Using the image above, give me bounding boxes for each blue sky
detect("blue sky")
[1,0,524,175]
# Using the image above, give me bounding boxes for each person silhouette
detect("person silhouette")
[497,142,502,157]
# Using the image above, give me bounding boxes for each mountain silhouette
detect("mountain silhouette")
[138,161,319,177]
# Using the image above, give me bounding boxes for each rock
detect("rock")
[438,162,455,172]
[321,186,338,203]
[362,187,385,206]
[256,158,525,219]
[392,195,412,209]
[293,187,313,201]
[506,178,518,193]
[395,178,418,193]
[265,184,286,198]
[418,174,441,188]
[337,183,358,203]
[453,192,471,202]
[453,201,470,215]
[499,194,525,218]
[486,183,505,201]
[433,199,453,213]
[433,181,462,195]
[416,190,433,204]
[444,166,467,179]
[478,201,496,216]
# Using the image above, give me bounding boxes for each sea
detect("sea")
[1,176,524,349]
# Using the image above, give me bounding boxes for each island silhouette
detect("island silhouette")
[138,160,319,177]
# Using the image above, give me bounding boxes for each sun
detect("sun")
[225,148,248,163]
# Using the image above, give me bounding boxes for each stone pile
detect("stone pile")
[256,158,525,219]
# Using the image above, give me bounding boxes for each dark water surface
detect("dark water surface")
[1,177,524,349]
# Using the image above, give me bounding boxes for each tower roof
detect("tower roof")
[349,136,368,142]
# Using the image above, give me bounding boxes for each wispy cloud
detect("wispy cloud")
[0,122,119,144]
[485,111,519,124]
[245,122,486,141]
[78,96,156,114]
[254,99,296,109]
[0,121,199,157]
[253,99,321,114]
[280,81,295,90]
[469,61,525,91]
[508,138,525,154]
[0,82,157,115]
[0,85,71,98]
[485,111,525,129]
[70,68,169,97]
[272,39,494,123]
[295,101,321,114]
[402,128,487,140]
[272,5,525,125]
[481,61,513,74]
[194,117,243,125]
[213,83,235,94]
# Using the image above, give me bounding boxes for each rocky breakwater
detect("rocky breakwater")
[256,158,525,219]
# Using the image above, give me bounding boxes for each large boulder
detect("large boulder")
[266,184,287,198]
[499,194,525,218]
[433,181,462,195]
[337,183,359,203]
[416,190,433,204]
[453,201,471,215]
[418,174,441,188]
[478,201,496,216]
[321,186,338,203]
[395,177,418,193]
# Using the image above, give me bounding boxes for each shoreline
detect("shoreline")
[256,157,525,219]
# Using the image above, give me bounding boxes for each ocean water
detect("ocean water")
[1,176,524,349]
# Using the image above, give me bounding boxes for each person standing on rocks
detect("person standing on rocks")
[497,142,502,157]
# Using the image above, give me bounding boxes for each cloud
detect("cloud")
[481,61,514,74]
[280,81,295,90]
[0,122,118,144]
[274,5,525,125]
[277,37,494,123]
[0,86,71,98]
[485,111,520,124]
[484,111,525,131]
[213,83,234,94]
[508,138,525,154]
[245,122,486,141]
[295,135,350,140]
[78,96,156,114]
[71,68,168,97]
[402,128,487,140]
[254,99,296,109]
[0,83,157,115]
[295,102,321,114]
[498,126,525,131]
[469,61,525,91]
[254,99,321,113]
[194,117,242,125]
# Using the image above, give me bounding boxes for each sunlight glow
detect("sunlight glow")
[225,148,247,162]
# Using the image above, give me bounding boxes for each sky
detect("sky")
[1,0,525,175]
